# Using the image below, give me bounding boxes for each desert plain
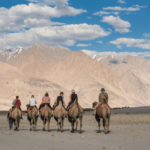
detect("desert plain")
[0,106,150,150]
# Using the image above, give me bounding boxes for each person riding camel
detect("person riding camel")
[27,95,39,116]
[67,89,78,110]
[39,93,53,114]
[54,92,66,109]
[93,88,109,115]
[7,96,23,120]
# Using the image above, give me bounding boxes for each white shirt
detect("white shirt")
[30,98,36,106]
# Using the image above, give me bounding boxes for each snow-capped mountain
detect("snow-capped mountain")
[92,54,128,68]
[0,47,23,62]
[93,54,126,62]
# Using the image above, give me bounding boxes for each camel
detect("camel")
[10,104,22,131]
[26,105,39,131]
[68,99,83,133]
[53,101,66,132]
[40,104,52,132]
[93,101,111,134]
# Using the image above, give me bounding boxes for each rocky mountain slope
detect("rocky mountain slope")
[0,45,150,110]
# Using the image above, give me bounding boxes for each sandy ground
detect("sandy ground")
[0,108,150,150]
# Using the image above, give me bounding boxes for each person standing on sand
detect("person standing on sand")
[93,88,109,115]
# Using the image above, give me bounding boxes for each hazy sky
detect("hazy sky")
[0,0,150,58]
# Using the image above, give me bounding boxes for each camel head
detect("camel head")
[92,102,97,108]
[26,104,30,108]
[53,102,57,110]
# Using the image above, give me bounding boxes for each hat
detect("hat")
[101,88,105,91]
[72,89,75,93]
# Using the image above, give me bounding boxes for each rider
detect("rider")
[67,89,78,110]
[7,96,23,119]
[54,92,67,117]
[93,88,109,115]
[27,95,39,115]
[39,92,52,111]
[54,92,66,108]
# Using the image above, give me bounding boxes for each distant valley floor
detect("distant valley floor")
[0,107,150,150]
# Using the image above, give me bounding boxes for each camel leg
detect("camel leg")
[71,121,74,133]
[61,118,64,132]
[14,122,17,131]
[60,118,63,132]
[16,118,19,131]
[47,117,51,132]
[97,119,101,133]
[103,118,106,132]
[30,120,32,131]
[74,118,78,133]
[43,120,45,131]
[33,120,34,131]
[35,117,38,131]
[79,115,83,134]
[18,119,20,131]
[34,118,36,131]
[57,121,60,131]
[105,117,109,134]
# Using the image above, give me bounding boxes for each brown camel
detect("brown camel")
[40,104,52,132]
[26,105,39,131]
[68,99,83,133]
[10,104,22,131]
[93,101,111,134]
[53,101,66,132]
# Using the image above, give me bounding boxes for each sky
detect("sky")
[0,0,150,58]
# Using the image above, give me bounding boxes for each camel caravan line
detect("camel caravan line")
[7,89,111,134]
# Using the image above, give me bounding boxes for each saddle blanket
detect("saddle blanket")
[68,103,74,108]
[27,106,38,112]
[96,103,111,109]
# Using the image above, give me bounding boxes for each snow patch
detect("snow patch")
[0,47,23,61]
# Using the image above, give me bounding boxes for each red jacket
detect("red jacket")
[15,99,21,106]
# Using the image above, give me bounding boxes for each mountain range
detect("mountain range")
[0,44,150,110]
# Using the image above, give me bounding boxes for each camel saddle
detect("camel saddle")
[68,103,82,110]
[96,103,111,110]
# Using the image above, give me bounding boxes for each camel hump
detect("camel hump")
[59,100,62,106]
[74,98,78,104]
